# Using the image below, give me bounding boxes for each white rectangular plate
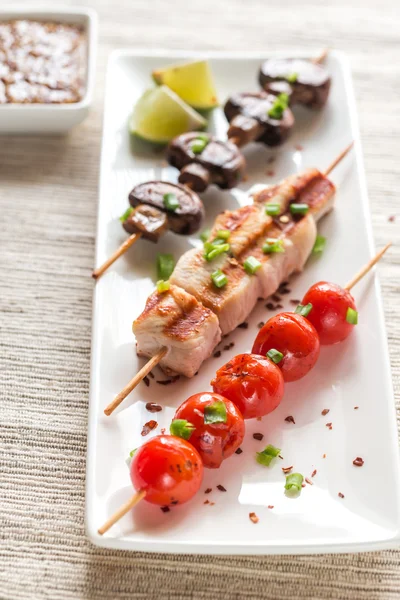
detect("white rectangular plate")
[86,50,400,554]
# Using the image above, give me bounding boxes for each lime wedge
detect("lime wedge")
[129,85,207,145]
[152,60,219,111]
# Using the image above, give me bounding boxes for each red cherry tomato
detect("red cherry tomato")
[302,281,357,345]
[130,435,203,506]
[173,392,245,469]
[252,312,320,382]
[211,354,284,419]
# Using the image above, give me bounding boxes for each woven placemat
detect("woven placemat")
[1,0,399,598]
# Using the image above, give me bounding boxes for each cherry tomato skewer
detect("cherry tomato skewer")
[302,243,391,346]
[173,392,245,468]
[98,435,203,535]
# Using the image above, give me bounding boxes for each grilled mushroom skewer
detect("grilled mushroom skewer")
[92,181,205,280]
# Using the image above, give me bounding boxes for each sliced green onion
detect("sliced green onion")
[216,229,231,241]
[268,93,289,119]
[290,203,309,216]
[204,399,227,424]
[195,132,210,142]
[129,448,137,457]
[346,307,358,325]
[200,228,211,243]
[256,444,281,467]
[312,234,326,255]
[120,206,134,222]
[204,242,230,262]
[163,193,180,211]
[295,302,313,317]
[266,348,283,364]
[211,269,228,289]
[265,204,280,216]
[284,472,304,494]
[125,447,137,468]
[286,72,298,83]
[170,419,196,441]
[157,253,175,280]
[243,256,262,275]
[262,238,285,254]
[191,138,208,154]
[157,279,170,293]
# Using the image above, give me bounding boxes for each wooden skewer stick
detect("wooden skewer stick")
[323,141,354,177]
[344,243,392,291]
[104,347,168,416]
[98,489,146,535]
[312,48,329,64]
[92,232,142,280]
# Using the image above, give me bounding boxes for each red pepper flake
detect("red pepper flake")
[143,376,150,387]
[267,505,274,509]
[388,215,396,222]
[321,408,330,416]
[294,144,304,151]
[249,512,259,523]
[217,485,227,492]
[235,447,243,454]
[160,427,166,434]
[338,492,345,498]
[238,322,249,329]
[305,477,313,486]
[354,406,359,410]
[326,422,333,430]
[266,302,275,310]
[272,294,281,302]
[257,321,265,329]
[285,415,295,424]
[280,287,291,295]
[353,457,364,467]
[301,482,306,488]
[282,466,293,474]
[204,499,210,504]
[253,432,264,441]
[256,416,262,422]
[161,506,170,513]
[141,420,158,436]
[156,376,180,385]
[276,304,284,309]
[311,469,317,478]
[213,350,222,358]
[322,453,327,459]
[278,454,284,460]
[209,501,215,506]
[266,169,275,177]
[146,402,162,413]
[204,488,212,494]
[223,342,235,351]
[290,298,301,305]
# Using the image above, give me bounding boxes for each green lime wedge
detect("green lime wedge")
[129,85,207,145]
[152,60,219,111]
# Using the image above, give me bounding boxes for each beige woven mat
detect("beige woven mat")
[1,0,399,598]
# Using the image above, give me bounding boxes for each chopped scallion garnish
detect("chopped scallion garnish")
[262,238,285,254]
[290,203,309,216]
[125,447,137,468]
[119,206,134,222]
[157,253,175,281]
[266,348,283,364]
[312,234,326,255]
[286,72,298,83]
[163,193,180,212]
[200,228,211,243]
[346,307,358,325]
[284,472,304,494]
[204,399,227,424]
[191,137,209,154]
[256,444,281,467]
[157,279,170,293]
[295,303,313,317]
[211,269,228,289]
[204,242,230,262]
[170,419,196,441]
[243,256,262,275]
[265,204,280,216]
[268,93,289,119]
[216,229,231,241]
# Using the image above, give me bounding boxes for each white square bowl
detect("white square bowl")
[0,5,97,134]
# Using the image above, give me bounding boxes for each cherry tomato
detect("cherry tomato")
[211,354,284,419]
[302,281,357,345]
[173,392,245,469]
[252,312,320,382]
[130,435,203,506]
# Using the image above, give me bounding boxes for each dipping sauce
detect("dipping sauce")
[0,20,86,104]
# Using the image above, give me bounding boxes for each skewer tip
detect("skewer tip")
[344,242,392,291]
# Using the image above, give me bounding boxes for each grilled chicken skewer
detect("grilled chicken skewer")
[104,143,353,416]
[92,181,205,280]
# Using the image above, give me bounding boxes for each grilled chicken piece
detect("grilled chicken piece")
[132,285,221,378]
